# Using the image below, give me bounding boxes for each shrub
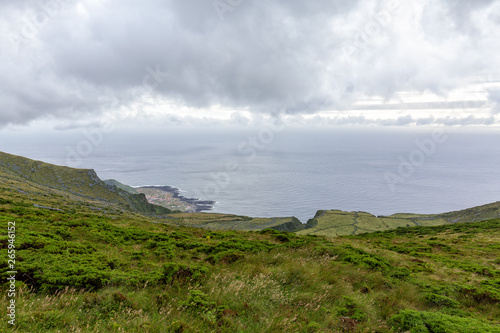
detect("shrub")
[162,263,209,284]
[337,296,366,321]
[198,239,273,255]
[390,309,500,333]
[178,289,215,311]
[388,242,432,255]
[390,267,411,280]
[131,251,144,260]
[174,240,204,250]
[206,250,245,265]
[313,244,337,256]
[260,228,280,235]
[0,198,12,204]
[274,233,292,243]
[155,292,170,309]
[170,231,191,240]
[178,290,228,325]
[458,285,500,304]
[337,244,391,272]
[482,278,500,289]
[341,253,389,271]
[89,291,136,315]
[154,246,175,259]
[425,293,460,308]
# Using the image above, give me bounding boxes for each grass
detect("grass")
[1,191,500,331]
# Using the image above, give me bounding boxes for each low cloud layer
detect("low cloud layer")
[1,0,500,128]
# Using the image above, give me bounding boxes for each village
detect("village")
[136,187,197,212]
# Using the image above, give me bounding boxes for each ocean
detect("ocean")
[1,126,500,222]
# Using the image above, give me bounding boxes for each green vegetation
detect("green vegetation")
[299,202,500,237]
[1,151,499,332]
[0,151,174,216]
[1,199,499,332]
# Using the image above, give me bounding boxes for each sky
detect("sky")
[2,0,500,131]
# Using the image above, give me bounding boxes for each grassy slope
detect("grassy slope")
[0,151,175,216]
[0,151,127,204]
[0,188,499,332]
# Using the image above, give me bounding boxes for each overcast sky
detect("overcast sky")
[2,0,500,130]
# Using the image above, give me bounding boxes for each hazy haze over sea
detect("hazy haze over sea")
[1,126,499,223]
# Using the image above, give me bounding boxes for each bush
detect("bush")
[84,291,136,315]
[337,296,366,321]
[198,239,273,255]
[153,246,175,259]
[425,293,460,308]
[178,290,228,325]
[337,245,391,272]
[162,263,209,284]
[155,292,170,309]
[458,285,500,304]
[275,233,292,242]
[82,292,105,308]
[0,198,12,204]
[178,290,215,311]
[206,250,245,265]
[388,242,432,255]
[390,309,500,333]
[313,244,337,256]
[390,267,411,280]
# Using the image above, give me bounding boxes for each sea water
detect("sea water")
[1,126,499,222]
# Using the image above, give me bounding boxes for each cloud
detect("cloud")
[1,0,500,128]
[489,89,500,114]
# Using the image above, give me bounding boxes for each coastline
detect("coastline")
[135,185,215,212]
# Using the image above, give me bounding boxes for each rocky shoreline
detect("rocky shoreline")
[137,185,215,212]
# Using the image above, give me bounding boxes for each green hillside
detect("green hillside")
[0,151,499,332]
[299,202,500,237]
[0,151,174,216]
[0,151,124,203]
[1,186,499,332]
